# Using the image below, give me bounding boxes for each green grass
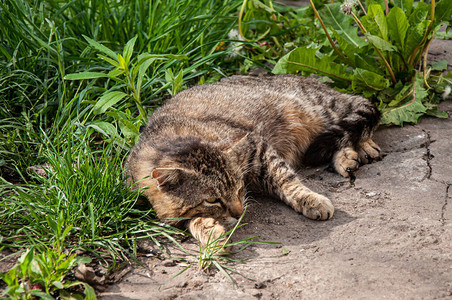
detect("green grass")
[0,131,184,260]
[0,0,341,295]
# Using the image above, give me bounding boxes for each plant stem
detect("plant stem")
[384,0,389,15]
[351,12,397,84]
[422,33,436,89]
[238,0,251,42]
[309,0,347,63]
[408,0,435,67]
[357,0,367,15]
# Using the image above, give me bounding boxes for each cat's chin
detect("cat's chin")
[225,216,238,227]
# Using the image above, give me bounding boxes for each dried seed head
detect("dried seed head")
[341,0,357,15]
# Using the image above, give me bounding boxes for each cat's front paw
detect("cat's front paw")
[333,147,359,178]
[357,139,381,164]
[188,217,230,252]
[300,193,334,220]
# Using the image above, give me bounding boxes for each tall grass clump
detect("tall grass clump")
[0,0,244,178]
[0,131,183,261]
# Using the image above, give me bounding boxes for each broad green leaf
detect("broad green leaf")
[64,72,108,80]
[426,107,449,118]
[436,30,452,40]
[87,121,117,138]
[352,68,390,92]
[108,69,125,78]
[118,118,140,140]
[98,54,120,68]
[408,1,429,26]
[273,47,353,83]
[82,282,97,300]
[320,3,366,48]
[0,268,17,286]
[123,36,137,65]
[434,0,452,25]
[393,0,413,16]
[332,29,360,66]
[18,249,34,277]
[361,4,388,40]
[354,53,382,74]
[429,60,448,71]
[388,83,412,106]
[74,256,92,265]
[366,34,397,52]
[117,54,127,70]
[387,7,409,50]
[403,19,430,60]
[83,35,117,60]
[381,75,427,125]
[93,91,127,114]
[136,58,156,96]
[52,281,64,289]
[364,0,386,12]
[105,110,129,121]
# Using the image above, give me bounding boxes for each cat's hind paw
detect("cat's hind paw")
[333,146,359,178]
[300,193,334,220]
[357,139,381,164]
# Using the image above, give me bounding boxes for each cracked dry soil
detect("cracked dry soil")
[100,103,452,299]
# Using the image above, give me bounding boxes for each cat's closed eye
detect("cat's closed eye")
[204,198,224,207]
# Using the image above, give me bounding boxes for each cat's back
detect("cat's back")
[146,75,331,137]
[139,75,337,165]
[163,74,327,116]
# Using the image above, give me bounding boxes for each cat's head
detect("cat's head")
[146,134,248,226]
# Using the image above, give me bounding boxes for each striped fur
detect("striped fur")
[125,75,381,247]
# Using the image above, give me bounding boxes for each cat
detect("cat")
[125,74,381,248]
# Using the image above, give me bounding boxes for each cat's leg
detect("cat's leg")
[188,217,230,250]
[250,141,334,220]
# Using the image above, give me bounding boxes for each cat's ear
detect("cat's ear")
[151,168,184,190]
[219,132,249,153]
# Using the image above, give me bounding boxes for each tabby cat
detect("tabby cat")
[125,75,381,247]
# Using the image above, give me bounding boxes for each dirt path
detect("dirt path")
[101,101,452,299]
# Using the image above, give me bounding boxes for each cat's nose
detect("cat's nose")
[229,202,243,219]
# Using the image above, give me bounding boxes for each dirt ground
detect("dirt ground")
[100,38,452,298]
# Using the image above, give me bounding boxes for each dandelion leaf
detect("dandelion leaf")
[320,3,366,48]
[381,76,428,125]
[393,0,414,16]
[352,68,390,96]
[387,7,409,50]
[272,47,353,83]
[361,4,388,40]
